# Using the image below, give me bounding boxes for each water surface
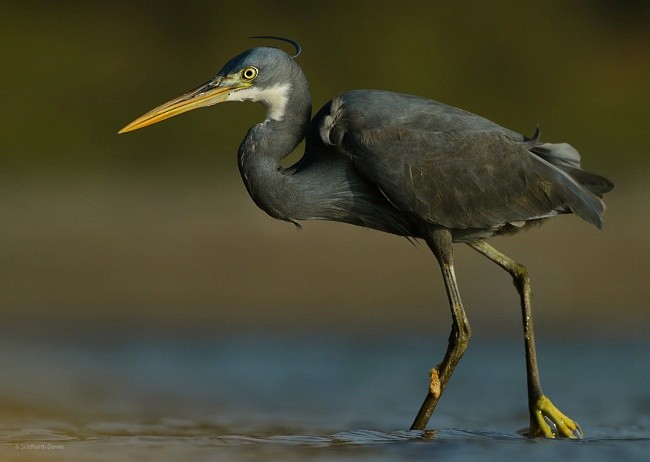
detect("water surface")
[1,328,648,461]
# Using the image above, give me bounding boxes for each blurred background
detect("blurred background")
[1,0,649,338]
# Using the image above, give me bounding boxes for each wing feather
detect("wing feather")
[322,91,605,229]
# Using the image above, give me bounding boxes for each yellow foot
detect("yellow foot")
[527,395,583,439]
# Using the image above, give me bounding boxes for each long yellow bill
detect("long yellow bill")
[118,80,248,134]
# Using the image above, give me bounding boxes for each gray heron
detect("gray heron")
[119,37,613,438]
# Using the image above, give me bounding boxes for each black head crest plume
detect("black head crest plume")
[249,36,301,58]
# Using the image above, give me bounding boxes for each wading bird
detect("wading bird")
[119,37,613,438]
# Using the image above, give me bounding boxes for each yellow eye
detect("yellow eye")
[242,66,258,81]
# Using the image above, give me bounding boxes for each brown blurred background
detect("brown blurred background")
[1,1,648,337]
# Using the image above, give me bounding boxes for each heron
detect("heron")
[119,37,613,438]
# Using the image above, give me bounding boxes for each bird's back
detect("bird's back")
[310,89,613,240]
[321,90,520,137]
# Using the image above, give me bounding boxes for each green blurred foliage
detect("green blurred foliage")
[1,1,648,332]
[1,0,649,177]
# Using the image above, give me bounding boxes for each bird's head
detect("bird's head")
[119,40,303,134]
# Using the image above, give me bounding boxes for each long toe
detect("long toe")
[528,395,583,439]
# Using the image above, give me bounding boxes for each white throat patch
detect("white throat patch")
[226,83,292,122]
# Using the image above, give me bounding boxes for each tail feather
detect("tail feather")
[556,165,614,197]
[531,141,613,196]
[532,142,582,168]
[531,154,607,229]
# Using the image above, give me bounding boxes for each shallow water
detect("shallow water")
[1,328,648,461]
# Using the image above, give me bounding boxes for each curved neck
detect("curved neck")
[237,71,312,221]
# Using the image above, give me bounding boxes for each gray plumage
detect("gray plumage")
[119,40,613,437]
[230,48,612,243]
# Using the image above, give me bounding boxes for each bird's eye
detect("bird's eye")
[242,67,258,81]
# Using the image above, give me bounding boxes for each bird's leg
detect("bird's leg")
[468,241,583,439]
[411,229,471,430]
